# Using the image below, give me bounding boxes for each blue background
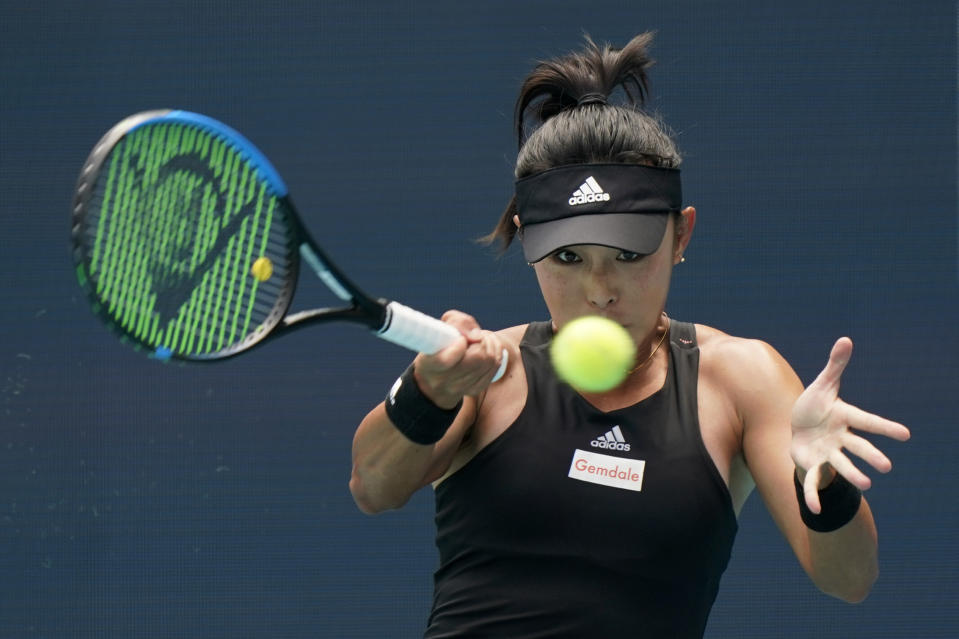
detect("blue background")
[1,1,956,637]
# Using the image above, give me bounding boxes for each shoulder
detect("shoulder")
[476,323,530,409]
[693,323,793,375]
[495,323,532,345]
[693,323,804,408]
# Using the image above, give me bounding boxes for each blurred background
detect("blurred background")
[1,1,955,636]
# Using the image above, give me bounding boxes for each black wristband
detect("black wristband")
[384,364,462,445]
[794,470,863,533]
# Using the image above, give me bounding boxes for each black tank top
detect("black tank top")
[425,320,737,638]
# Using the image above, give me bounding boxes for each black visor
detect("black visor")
[515,163,682,262]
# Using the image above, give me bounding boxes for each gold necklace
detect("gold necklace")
[629,313,670,374]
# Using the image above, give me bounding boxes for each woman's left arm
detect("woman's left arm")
[737,337,910,602]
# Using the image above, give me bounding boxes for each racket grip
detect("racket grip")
[378,301,508,382]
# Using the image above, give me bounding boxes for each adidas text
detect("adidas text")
[590,425,630,452]
[568,192,610,206]
[568,176,610,206]
[590,439,631,452]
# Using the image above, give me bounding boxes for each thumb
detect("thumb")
[811,337,853,392]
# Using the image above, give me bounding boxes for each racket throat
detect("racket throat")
[298,244,354,302]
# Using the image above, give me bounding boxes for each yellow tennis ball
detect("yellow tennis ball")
[250,256,273,282]
[550,316,636,393]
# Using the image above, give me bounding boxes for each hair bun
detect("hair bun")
[515,33,656,146]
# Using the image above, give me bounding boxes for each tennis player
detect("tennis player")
[350,33,910,638]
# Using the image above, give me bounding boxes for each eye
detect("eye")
[617,250,643,262]
[552,249,581,264]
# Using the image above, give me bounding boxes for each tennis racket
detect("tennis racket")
[71,109,507,379]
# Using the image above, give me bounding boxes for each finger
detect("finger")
[481,331,504,366]
[457,334,505,393]
[828,450,872,491]
[841,432,893,474]
[440,310,481,337]
[810,337,853,391]
[416,336,467,374]
[839,401,911,441]
[803,467,823,514]
[482,333,510,384]
[466,332,501,380]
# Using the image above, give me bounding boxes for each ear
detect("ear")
[673,206,696,264]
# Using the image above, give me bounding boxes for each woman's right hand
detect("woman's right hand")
[411,310,507,410]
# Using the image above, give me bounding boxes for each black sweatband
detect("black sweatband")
[384,364,462,445]
[794,470,863,533]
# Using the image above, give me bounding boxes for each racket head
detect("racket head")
[72,110,303,361]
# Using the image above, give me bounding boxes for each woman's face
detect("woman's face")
[527,209,694,343]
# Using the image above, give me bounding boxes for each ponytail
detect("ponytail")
[481,33,681,254]
[515,32,655,147]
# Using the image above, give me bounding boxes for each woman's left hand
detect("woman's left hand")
[790,337,911,513]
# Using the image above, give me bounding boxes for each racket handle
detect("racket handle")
[378,301,508,382]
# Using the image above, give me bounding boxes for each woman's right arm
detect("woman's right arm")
[349,311,505,514]
[349,397,478,514]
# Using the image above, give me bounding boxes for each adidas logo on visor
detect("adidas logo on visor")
[568,176,611,206]
[590,425,631,452]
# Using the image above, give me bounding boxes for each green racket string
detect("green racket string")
[78,121,293,359]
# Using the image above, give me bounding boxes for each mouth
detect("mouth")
[595,312,627,326]
[575,314,630,331]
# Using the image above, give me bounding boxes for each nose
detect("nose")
[585,267,618,310]
[589,291,617,309]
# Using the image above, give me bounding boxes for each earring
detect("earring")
[679,256,686,263]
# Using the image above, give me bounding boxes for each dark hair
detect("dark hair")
[482,33,682,252]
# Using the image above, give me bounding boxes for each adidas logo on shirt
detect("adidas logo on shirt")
[568,176,611,206]
[590,425,631,452]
